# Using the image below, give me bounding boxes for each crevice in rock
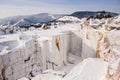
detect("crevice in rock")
[24,56,31,63]
[86,32,90,40]
[29,71,35,77]
[46,60,58,70]
[98,32,103,41]
[63,60,67,66]
[96,41,101,58]
[2,66,6,80]
[55,38,60,51]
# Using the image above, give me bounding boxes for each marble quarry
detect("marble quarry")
[0,15,120,80]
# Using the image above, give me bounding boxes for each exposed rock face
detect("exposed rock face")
[0,15,120,80]
[85,16,120,80]
[0,24,72,80]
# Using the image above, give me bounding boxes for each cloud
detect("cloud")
[0,5,74,19]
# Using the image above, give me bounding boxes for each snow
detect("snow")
[13,19,33,27]
[57,16,81,22]
[31,58,108,80]
[17,77,29,80]
[63,58,108,80]
[0,13,63,27]
[32,69,65,80]
[113,15,120,23]
[109,56,120,75]
[112,46,120,56]
[60,53,82,73]
[0,40,24,55]
[0,15,120,80]
[90,19,101,26]
[67,54,76,64]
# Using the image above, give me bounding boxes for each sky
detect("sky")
[0,0,120,18]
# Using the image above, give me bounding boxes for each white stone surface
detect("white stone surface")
[0,15,120,80]
[63,58,108,80]
[17,77,29,80]
[32,69,65,80]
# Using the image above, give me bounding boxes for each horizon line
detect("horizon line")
[0,10,119,19]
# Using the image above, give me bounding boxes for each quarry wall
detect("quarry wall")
[0,23,120,80]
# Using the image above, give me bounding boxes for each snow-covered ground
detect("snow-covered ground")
[0,15,120,80]
[57,16,81,22]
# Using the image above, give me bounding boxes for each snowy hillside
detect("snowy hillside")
[0,15,120,80]
[0,13,64,27]
[0,11,118,28]
[57,16,81,22]
[13,19,33,27]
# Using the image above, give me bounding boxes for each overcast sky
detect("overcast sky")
[0,0,120,19]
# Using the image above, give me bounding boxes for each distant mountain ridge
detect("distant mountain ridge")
[0,11,118,27]
[0,13,65,27]
[70,11,118,19]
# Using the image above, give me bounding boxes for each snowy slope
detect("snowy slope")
[63,58,108,80]
[113,15,120,23]
[0,11,118,27]
[13,19,33,27]
[57,16,81,22]
[0,13,64,27]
